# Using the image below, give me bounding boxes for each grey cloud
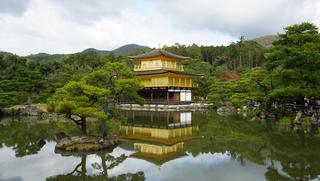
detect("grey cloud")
[0,0,319,55]
[47,0,137,24]
[0,0,30,16]
[0,176,22,181]
[152,0,319,38]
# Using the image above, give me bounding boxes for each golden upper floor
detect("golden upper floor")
[129,49,189,72]
[133,57,184,71]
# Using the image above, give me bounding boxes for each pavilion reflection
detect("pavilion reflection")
[120,111,199,166]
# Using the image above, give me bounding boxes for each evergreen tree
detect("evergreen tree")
[48,62,143,135]
[266,22,320,104]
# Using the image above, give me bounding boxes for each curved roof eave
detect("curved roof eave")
[128,49,190,60]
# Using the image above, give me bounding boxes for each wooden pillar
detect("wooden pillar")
[151,113,153,127]
[166,112,169,129]
[167,90,169,104]
[151,89,153,102]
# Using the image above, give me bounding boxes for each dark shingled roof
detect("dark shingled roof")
[135,69,204,76]
[128,49,190,60]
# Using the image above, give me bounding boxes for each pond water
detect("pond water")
[0,111,320,181]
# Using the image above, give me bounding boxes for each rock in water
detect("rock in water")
[54,132,118,152]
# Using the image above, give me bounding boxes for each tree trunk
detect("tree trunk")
[81,117,87,136]
[239,52,242,67]
[270,71,274,89]
[81,155,87,179]
[104,99,109,114]
[100,154,108,178]
[98,120,106,139]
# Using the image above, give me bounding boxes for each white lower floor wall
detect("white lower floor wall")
[168,89,192,102]
[180,90,192,102]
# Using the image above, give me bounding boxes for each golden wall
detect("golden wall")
[120,125,197,139]
[133,56,184,71]
[134,142,184,155]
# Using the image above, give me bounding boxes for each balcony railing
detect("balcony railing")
[142,82,193,88]
[134,65,184,71]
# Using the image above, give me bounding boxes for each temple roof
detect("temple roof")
[135,69,204,76]
[128,49,190,60]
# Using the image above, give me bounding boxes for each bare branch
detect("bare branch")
[67,163,82,176]
[67,114,82,126]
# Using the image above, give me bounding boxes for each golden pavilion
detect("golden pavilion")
[128,49,202,104]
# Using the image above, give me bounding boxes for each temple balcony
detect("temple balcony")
[134,61,184,71]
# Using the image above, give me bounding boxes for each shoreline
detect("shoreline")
[117,103,213,111]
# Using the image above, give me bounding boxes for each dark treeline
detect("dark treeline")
[0,51,126,108]
[164,38,265,72]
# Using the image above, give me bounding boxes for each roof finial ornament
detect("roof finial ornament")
[158,43,161,49]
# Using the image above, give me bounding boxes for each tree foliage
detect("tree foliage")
[265,22,320,104]
[0,53,44,107]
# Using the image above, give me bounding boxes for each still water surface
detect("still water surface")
[0,111,319,181]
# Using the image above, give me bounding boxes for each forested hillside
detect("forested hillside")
[252,35,279,48]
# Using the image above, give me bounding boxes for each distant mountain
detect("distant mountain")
[252,35,279,48]
[25,44,151,62]
[111,44,150,55]
[81,48,110,56]
[81,44,150,56]
[0,51,14,56]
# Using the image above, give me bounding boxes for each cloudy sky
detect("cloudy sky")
[0,0,319,55]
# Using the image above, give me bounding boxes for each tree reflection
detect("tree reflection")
[0,121,52,157]
[47,151,145,181]
[91,152,127,178]
[0,118,78,157]
[265,166,291,181]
